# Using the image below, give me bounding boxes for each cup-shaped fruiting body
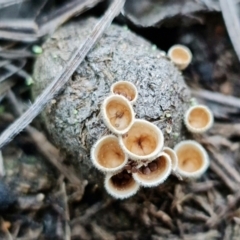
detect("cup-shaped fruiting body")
[132,153,172,187]
[174,140,209,179]
[167,44,192,70]
[91,135,128,173]
[104,170,140,199]
[101,95,135,135]
[119,119,164,161]
[184,105,214,133]
[110,81,138,104]
[163,147,178,172]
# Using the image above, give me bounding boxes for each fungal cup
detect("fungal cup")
[168,44,192,70]
[101,95,135,135]
[105,170,140,199]
[184,105,214,133]
[132,153,172,187]
[91,135,128,172]
[119,119,164,161]
[174,140,209,179]
[163,147,178,172]
[111,81,138,104]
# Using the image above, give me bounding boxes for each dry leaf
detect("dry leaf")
[123,0,220,27]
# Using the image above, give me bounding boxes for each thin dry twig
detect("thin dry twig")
[0,0,126,149]
[189,181,218,193]
[207,192,240,227]
[0,20,38,32]
[219,0,240,62]
[210,123,240,138]
[0,50,33,59]
[0,0,30,8]
[0,0,102,41]
[0,150,5,176]
[0,79,16,97]
[191,89,240,109]
[37,0,103,37]
[6,90,82,185]
[0,60,26,83]
[27,126,82,185]
[70,200,113,225]
[61,181,71,240]
[0,29,37,42]
[209,160,237,192]
[208,147,240,183]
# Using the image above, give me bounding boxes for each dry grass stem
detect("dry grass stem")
[219,0,240,61]
[0,0,126,149]
[191,88,240,109]
[6,90,82,185]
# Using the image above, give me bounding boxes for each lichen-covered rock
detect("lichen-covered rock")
[32,17,191,185]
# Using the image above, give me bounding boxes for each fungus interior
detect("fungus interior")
[163,148,177,169]
[188,107,210,129]
[110,170,135,190]
[97,137,125,168]
[176,144,203,173]
[106,99,132,130]
[113,82,136,101]
[123,122,158,156]
[138,156,168,180]
[170,47,190,64]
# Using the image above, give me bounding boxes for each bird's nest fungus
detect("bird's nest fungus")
[32,17,213,199]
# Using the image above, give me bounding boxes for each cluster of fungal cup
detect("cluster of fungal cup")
[91,77,214,199]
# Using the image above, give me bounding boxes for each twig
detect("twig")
[219,0,240,62]
[0,60,9,68]
[3,63,32,80]
[207,191,240,227]
[70,200,113,225]
[208,147,240,183]
[0,29,37,42]
[0,60,26,83]
[0,79,16,97]
[189,181,218,193]
[191,89,240,109]
[61,181,71,240]
[0,0,125,149]
[27,126,82,185]
[210,123,240,138]
[0,150,5,177]
[0,20,38,32]
[0,0,102,41]
[0,0,31,8]
[0,50,33,59]
[6,90,82,185]
[37,0,103,37]
[91,222,115,240]
[209,160,236,192]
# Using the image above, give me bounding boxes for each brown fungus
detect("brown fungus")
[101,95,135,135]
[105,170,139,199]
[163,147,178,172]
[119,119,164,161]
[91,135,127,173]
[168,44,192,70]
[184,105,214,133]
[174,140,209,179]
[132,153,172,187]
[110,80,138,104]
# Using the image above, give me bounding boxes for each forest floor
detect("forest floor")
[1,1,240,239]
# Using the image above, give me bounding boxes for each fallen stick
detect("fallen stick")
[0,0,126,149]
